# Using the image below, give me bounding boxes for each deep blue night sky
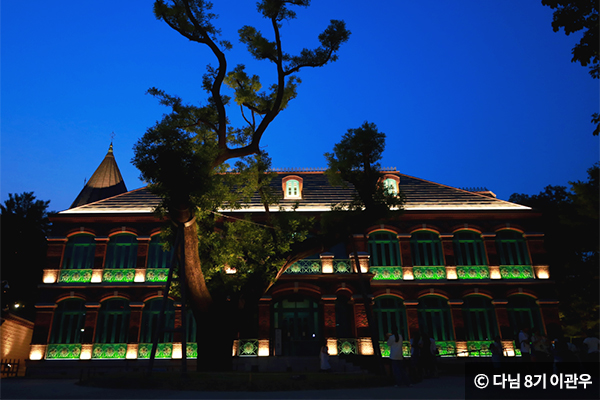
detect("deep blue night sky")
[2,1,598,212]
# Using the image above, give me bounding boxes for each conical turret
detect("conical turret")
[69,144,128,208]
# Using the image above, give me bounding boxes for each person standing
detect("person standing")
[319,342,332,372]
[583,330,600,363]
[518,327,531,361]
[387,328,412,387]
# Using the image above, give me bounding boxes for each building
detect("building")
[28,145,560,368]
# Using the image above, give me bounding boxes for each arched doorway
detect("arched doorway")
[273,296,321,356]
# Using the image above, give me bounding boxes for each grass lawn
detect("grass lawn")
[79,371,393,392]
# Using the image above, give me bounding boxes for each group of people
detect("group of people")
[387,328,438,387]
[508,327,600,372]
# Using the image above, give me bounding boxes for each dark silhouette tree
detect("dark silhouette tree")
[1,192,52,320]
[542,0,599,135]
[133,0,349,370]
[509,163,599,335]
[324,121,405,374]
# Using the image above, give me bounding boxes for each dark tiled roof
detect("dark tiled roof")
[69,144,127,209]
[60,171,529,214]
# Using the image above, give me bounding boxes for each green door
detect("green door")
[274,298,321,356]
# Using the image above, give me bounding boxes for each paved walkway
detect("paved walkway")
[1,376,466,399]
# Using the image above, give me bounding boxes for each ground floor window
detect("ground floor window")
[50,299,85,344]
[463,296,498,341]
[95,299,130,344]
[374,296,408,340]
[507,295,544,335]
[418,296,454,341]
[139,298,175,343]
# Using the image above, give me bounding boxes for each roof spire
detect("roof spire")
[69,142,128,209]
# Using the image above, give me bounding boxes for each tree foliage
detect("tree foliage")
[509,163,599,335]
[1,192,52,320]
[325,121,405,217]
[542,0,599,135]
[133,0,349,370]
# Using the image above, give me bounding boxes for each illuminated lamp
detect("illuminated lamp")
[80,344,93,360]
[320,254,334,274]
[446,267,458,280]
[358,338,374,355]
[126,344,138,359]
[134,269,146,282]
[534,265,550,279]
[456,341,468,357]
[258,340,269,356]
[42,270,59,284]
[327,338,338,356]
[172,343,182,359]
[29,345,46,360]
[91,270,103,283]
[403,268,414,280]
[502,341,515,357]
[489,266,501,279]
[224,265,237,274]
[232,340,239,357]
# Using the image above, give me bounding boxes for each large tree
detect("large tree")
[541,0,599,135]
[1,192,52,320]
[509,163,599,336]
[133,0,349,370]
[324,122,405,373]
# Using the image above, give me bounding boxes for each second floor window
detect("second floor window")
[147,235,173,269]
[368,231,401,266]
[411,231,444,266]
[105,234,138,269]
[453,231,487,266]
[62,234,95,270]
[496,230,530,266]
[50,299,86,344]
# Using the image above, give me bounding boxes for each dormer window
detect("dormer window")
[382,175,400,196]
[282,175,303,199]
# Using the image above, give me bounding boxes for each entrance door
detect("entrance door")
[273,297,321,356]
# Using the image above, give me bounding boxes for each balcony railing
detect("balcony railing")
[499,265,534,279]
[371,266,403,280]
[412,266,446,280]
[456,266,490,279]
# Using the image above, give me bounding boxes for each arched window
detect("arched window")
[462,296,497,341]
[286,179,300,198]
[105,234,138,269]
[418,296,454,342]
[453,231,487,266]
[368,231,401,267]
[383,178,398,196]
[139,298,175,343]
[50,299,86,344]
[147,235,173,269]
[374,296,408,341]
[496,230,530,266]
[62,234,95,269]
[411,231,444,266]
[95,299,130,344]
[507,295,544,336]
[335,293,353,338]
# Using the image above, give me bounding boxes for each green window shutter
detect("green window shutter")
[496,231,530,266]
[374,296,408,340]
[140,298,175,343]
[411,231,444,266]
[417,296,454,341]
[368,232,400,267]
[50,299,86,344]
[147,236,173,269]
[62,234,96,270]
[462,296,497,341]
[105,234,138,269]
[454,231,487,266]
[95,299,131,344]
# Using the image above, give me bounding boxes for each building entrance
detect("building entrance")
[273,297,320,356]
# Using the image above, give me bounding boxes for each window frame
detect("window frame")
[411,231,444,266]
